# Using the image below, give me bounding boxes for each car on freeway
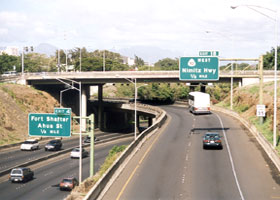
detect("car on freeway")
[203,132,223,149]
[20,139,39,151]
[59,177,79,191]
[45,139,62,151]
[83,136,98,144]
[70,147,88,159]
[9,167,34,183]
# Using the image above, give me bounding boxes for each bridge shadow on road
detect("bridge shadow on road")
[190,127,229,135]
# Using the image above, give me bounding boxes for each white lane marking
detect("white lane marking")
[214,112,245,200]
[188,142,191,147]
[185,154,189,161]
[182,174,186,183]
[42,186,51,192]
[44,171,54,176]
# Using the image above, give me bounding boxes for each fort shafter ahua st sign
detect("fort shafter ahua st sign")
[28,113,71,137]
[179,57,219,81]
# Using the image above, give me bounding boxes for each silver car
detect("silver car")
[70,148,88,159]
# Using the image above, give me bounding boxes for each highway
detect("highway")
[0,131,130,174]
[0,136,133,200]
[102,105,280,200]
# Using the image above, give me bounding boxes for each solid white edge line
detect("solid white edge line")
[214,112,245,200]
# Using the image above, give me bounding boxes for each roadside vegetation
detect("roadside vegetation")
[65,145,127,200]
[215,81,280,153]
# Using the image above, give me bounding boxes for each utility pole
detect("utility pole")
[259,55,264,124]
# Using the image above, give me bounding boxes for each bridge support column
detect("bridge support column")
[239,80,242,87]
[81,85,89,131]
[98,84,104,130]
[136,115,140,132]
[148,117,153,126]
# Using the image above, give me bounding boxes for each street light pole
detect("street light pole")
[60,88,73,108]
[125,78,148,140]
[55,78,83,183]
[231,5,278,147]
[134,78,137,140]
[125,78,137,140]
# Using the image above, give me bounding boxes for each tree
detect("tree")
[23,53,55,72]
[138,83,175,103]
[154,58,178,70]
[263,46,280,70]
[134,55,144,67]
[0,53,20,74]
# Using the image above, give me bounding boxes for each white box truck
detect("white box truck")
[188,91,211,114]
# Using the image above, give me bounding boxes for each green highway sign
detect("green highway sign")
[199,51,219,56]
[179,57,219,81]
[54,108,71,115]
[29,113,71,137]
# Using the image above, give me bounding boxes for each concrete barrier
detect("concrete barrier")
[212,105,280,172]
[84,107,167,200]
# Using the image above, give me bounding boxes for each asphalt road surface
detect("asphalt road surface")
[102,105,280,200]
[0,137,133,200]
[0,131,127,173]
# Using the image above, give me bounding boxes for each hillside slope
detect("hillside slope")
[0,83,59,145]
[216,81,279,148]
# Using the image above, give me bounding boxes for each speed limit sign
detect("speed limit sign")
[256,105,266,117]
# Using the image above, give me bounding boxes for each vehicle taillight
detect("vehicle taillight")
[208,107,210,111]
[203,140,209,143]
[215,140,221,143]
[22,176,24,179]
[194,107,198,110]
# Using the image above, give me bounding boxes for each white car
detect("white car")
[70,148,88,159]
[20,139,39,151]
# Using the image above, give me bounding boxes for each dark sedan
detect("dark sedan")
[83,136,98,144]
[45,140,62,151]
[203,132,223,149]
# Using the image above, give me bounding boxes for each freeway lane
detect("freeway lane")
[0,131,129,174]
[0,137,79,172]
[102,105,280,200]
[0,137,133,200]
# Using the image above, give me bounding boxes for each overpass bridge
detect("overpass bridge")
[21,70,275,85]
[10,70,278,133]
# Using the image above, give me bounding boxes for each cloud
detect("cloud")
[0,0,279,60]
[0,11,27,27]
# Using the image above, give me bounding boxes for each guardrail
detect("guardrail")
[83,105,167,200]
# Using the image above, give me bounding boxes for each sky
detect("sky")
[0,0,279,62]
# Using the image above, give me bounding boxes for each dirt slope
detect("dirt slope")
[0,83,59,145]
[218,81,279,131]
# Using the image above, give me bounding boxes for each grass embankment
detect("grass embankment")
[66,145,127,200]
[0,83,59,145]
[215,82,280,153]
